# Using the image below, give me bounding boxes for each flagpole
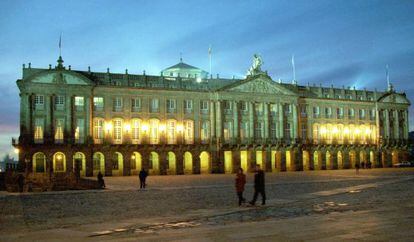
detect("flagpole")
[292,55,296,84]
[208,45,212,76]
[59,33,62,57]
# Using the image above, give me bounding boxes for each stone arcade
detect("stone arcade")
[13,55,410,177]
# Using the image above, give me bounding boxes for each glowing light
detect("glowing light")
[56,154,62,160]
[196,77,202,83]
[159,124,166,132]
[332,127,339,134]
[344,128,350,134]
[105,122,112,132]
[141,124,149,132]
[124,123,131,132]
[354,128,360,134]
[365,128,371,134]
[14,148,19,154]
[177,124,184,132]
[320,127,327,134]
[131,155,135,160]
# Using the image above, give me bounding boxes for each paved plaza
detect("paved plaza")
[1,168,414,241]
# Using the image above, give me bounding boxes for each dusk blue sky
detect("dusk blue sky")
[1,0,414,158]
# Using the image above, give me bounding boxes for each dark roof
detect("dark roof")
[163,61,203,71]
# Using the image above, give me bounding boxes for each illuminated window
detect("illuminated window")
[184,120,194,144]
[55,95,65,110]
[113,97,123,112]
[34,95,44,110]
[75,96,84,111]
[167,119,176,144]
[313,124,320,143]
[93,97,104,111]
[75,119,85,144]
[131,119,141,144]
[54,118,64,143]
[223,121,232,142]
[113,119,123,144]
[34,118,44,143]
[93,118,104,143]
[201,121,210,143]
[240,121,249,140]
[150,119,159,144]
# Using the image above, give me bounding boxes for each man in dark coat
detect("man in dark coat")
[139,169,148,189]
[235,168,246,206]
[97,171,105,189]
[250,164,266,206]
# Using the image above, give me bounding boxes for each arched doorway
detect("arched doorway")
[53,152,66,173]
[93,152,105,176]
[326,151,332,170]
[224,151,233,174]
[73,152,86,177]
[369,151,375,168]
[33,152,46,173]
[112,152,124,176]
[200,151,210,174]
[240,151,248,172]
[167,152,176,175]
[303,151,310,171]
[349,150,357,168]
[286,150,292,171]
[131,152,142,175]
[360,150,367,168]
[149,152,160,175]
[337,151,343,169]
[392,150,399,165]
[256,151,264,169]
[184,152,193,174]
[313,151,321,170]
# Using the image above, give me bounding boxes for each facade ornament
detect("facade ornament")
[247,54,265,76]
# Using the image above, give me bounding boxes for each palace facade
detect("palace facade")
[13,55,411,177]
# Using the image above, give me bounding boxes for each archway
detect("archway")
[167,152,176,175]
[392,150,399,165]
[275,151,283,171]
[369,151,375,168]
[53,152,66,173]
[73,152,86,177]
[33,152,46,173]
[349,150,357,168]
[149,151,160,175]
[326,151,332,170]
[337,151,343,169]
[303,151,310,171]
[200,151,210,174]
[313,151,321,170]
[240,150,248,172]
[184,152,193,174]
[224,151,233,174]
[93,152,105,176]
[360,150,367,168]
[286,150,292,171]
[256,151,264,169]
[112,152,124,176]
[131,152,142,175]
[271,150,277,172]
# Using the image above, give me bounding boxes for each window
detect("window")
[255,103,263,115]
[184,120,194,144]
[270,104,277,116]
[131,98,141,112]
[223,121,232,141]
[337,107,344,119]
[55,95,65,110]
[240,122,249,140]
[93,118,104,143]
[284,104,292,114]
[93,97,104,111]
[167,120,176,144]
[75,119,85,144]
[184,100,193,113]
[54,118,64,143]
[370,109,376,120]
[301,123,307,139]
[150,119,159,144]
[166,99,176,113]
[34,95,44,110]
[241,101,248,112]
[255,122,263,139]
[113,119,123,144]
[313,106,320,118]
[34,118,44,143]
[325,107,332,118]
[300,106,307,118]
[151,98,159,113]
[270,122,277,139]
[75,96,84,111]
[200,100,209,113]
[348,108,355,118]
[359,109,366,119]
[223,101,232,110]
[285,122,291,139]
[347,95,353,100]
[113,97,123,112]
[201,121,210,142]
[131,119,141,143]
[335,94,341,99]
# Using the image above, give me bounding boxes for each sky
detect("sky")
[0,0,414,159]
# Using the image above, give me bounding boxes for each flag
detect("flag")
[59,33,62,49]
[291,54,295,67]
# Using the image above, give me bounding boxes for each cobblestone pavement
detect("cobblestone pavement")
[1,168,413,241]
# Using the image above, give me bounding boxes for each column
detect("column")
[210,100,215,141]
[375,107,380,144]
[263,102,269,139]
[233,101,239,141]
[393,110,399,140]
[249,102,254,140]
[85,96,91,141]
[278,103,284,139]
[45,95,52,141]
[292,104,298,139]
[404,110,409,139]
[384,109,390,139]
[65,95,73,142]
[215,101,222,139]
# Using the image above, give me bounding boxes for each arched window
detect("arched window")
[149,119,159,144]
[33,152,46,173]
[184,120,194,144]
[113,119,123,144]
[131,119,141,144]
[93,118,104,144]
[53,152,66,172]
[167,119,177,144]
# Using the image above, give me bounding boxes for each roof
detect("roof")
[162,61,204,71]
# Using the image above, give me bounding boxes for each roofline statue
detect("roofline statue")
[247,54,265,76]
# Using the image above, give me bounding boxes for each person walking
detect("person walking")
[249,164,266,206]
[235,168,246,206]
[139,169,148,189]
[355,162,360,175]
[97,171,105,189]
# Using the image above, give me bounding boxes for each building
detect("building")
[13,55,411,177]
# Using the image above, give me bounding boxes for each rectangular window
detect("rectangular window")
[325,107,332,118]
[113,119,123,144]
[348,108,355,118]
[300,106,307,118]
[55,96,65,111]
[184,120,194,144]
[93,119,104,144]
[370,109,376,120]
[270,122,277,139]
[151,98,159,113]
[184,100,193,113]
[93,97,104,111]
[270,104,277,116]
[34,118,44,143]
[131,98,141,112]
[75,96,84,111]
[54,118,64,143]
[200,100,209,114]
[255,103,263,116]
[359,109,366,119]
[113,97,123,112]
[284,104,292,114]
[223,121,232,141]
[166,99,176,113]
[34,95,44,110]
[240,121,249,140]
[167,120,176,144]
[75,119,85,144]
[301,123,307,139]
[285,122,291,139]
[131,119,141,143]
[201,121,210,142]
[241,101,248,112]
[313,106,320,118]
[255,122,263,139]
[223,101,232,110]
[337,107,344,119]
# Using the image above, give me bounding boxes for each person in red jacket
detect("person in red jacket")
[235,168,247,206]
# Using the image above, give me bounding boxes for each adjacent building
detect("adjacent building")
[13,55,411,177]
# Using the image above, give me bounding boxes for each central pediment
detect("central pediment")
[219,75,297,95]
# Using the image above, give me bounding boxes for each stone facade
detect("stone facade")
[13,56,411,177]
